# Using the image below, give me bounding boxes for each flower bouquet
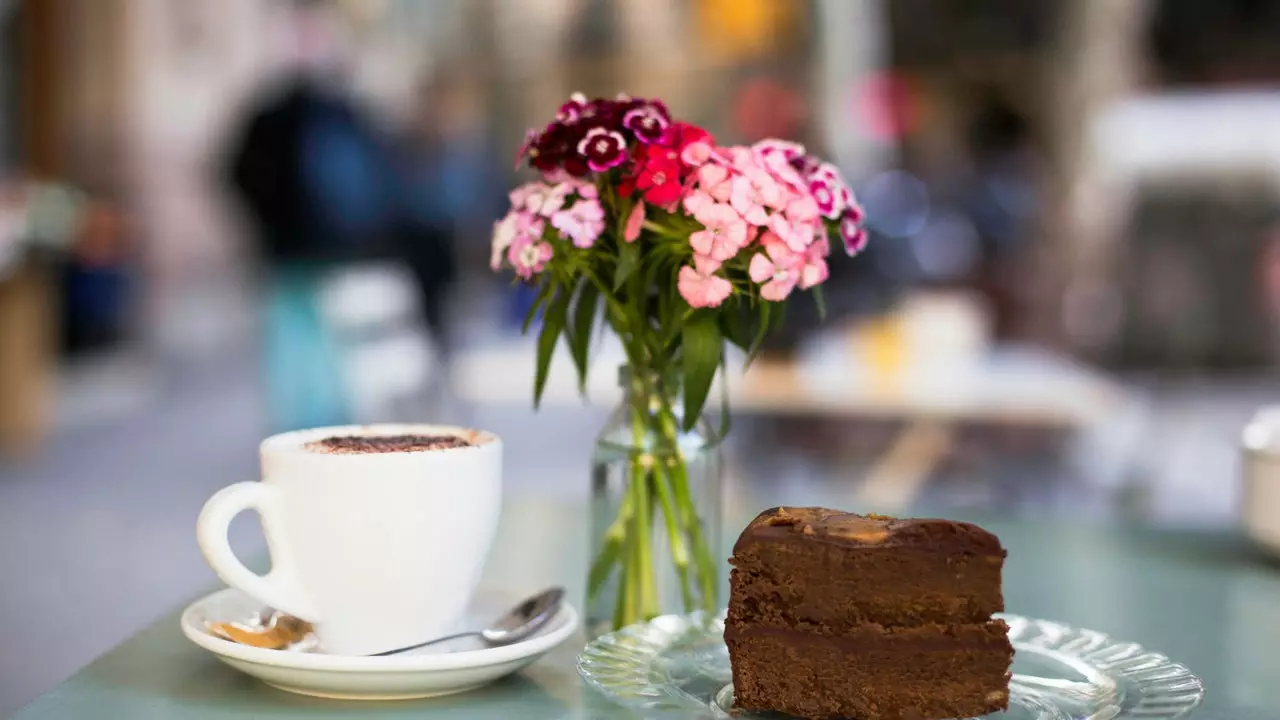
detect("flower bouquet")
[491,93,867,633]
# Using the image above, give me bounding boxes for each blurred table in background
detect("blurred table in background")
[453,297,1135,510]
[455,292,1126,428]
[454,336,1123,425]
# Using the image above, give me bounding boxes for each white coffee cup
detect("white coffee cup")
[1243,408,1280,556]
[197,424,502,656]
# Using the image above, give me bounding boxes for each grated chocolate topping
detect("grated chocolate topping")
[305,434,471,454]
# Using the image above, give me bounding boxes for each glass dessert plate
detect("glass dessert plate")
[577,612,1204,720]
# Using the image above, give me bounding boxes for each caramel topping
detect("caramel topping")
[736,506,1005,556]
[207,613,312,650]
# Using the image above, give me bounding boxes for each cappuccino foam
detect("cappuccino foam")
[305,434,472,455]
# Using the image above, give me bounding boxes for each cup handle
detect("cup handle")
[197,481,317,621]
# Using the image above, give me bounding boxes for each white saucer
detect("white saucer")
[181,587,579,700]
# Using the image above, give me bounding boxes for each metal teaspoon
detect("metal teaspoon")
[370,587,566,657]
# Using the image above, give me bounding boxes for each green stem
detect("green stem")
[629,381,655,623]
[587,493,630,602]
[656,402,719,613]
[635,464,656,620]
[652,460,695,611]
[612,508,632,630]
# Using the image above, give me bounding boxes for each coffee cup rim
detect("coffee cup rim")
[262,424,499,456]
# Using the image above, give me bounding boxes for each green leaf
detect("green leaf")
[771,299,788,330]
[613,241,640,291]
[569,281,599,393]
[587,534,623,601]
[717,355,732,439]
[813,285,827,321]
[681,310,722,432]
[720,298,752,351]
[534,289,569,409]
[521,282,552,335]
[745,301,772,366]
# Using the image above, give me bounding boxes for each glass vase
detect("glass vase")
[587,365,723,638]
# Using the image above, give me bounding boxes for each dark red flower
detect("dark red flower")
[623,107,671,145]
[515,128,539,169]
[583,97,625,125]
[556,92,588,125]
[635,149,683,206]
[577,127,628,172]
[618,177,636,198]
[564,156,590,178]
[672,122,713,152]
[647,99,672,122]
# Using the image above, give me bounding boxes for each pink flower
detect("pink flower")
[809,177,840,219]
[785,193,820,225]
[799,236,830,289]
[508,182,539,210]
[623,201,645,243]
[727,150,785,211]
[530,183,572,216]
[693,253,722,275]
[681,141,713,167]
[508,235,553,280]
[759,150,807,194]
[674,123,715,166]
[682,190,713,216]
[784,193,823,249]
[576,182,599,200]
[753,139,806,161]
[691,203,750,262]
[718,146,756,169]
[623,107,671,145]
[813,162,848,193]
[490,212,521,270]
[841,187,863,222]
[748,232,803,302]
[768,212,816,252]
[577,127,628,172]
[696,164,733,202]
[678,265,732,308]
[730,174,774,224]
[839,210,868,256]
[551,198,606,248]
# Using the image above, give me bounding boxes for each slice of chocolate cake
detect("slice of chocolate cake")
[725,507,1013,720]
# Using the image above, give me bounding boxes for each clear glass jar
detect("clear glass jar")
[587,365,722,638]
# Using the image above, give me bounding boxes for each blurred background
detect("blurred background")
[4,0,1280,713]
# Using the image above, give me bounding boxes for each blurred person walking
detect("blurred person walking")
[396,73,505,361]
[223,0,400,432]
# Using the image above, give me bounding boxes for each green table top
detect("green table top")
[14,495,1280,719]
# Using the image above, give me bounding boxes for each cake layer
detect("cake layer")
[729,509,1005,630]
[725,622,1013,720]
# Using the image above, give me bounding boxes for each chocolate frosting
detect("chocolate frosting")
[734,507,1005,556]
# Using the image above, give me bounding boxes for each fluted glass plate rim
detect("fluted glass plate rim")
[576,611,1204,720]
